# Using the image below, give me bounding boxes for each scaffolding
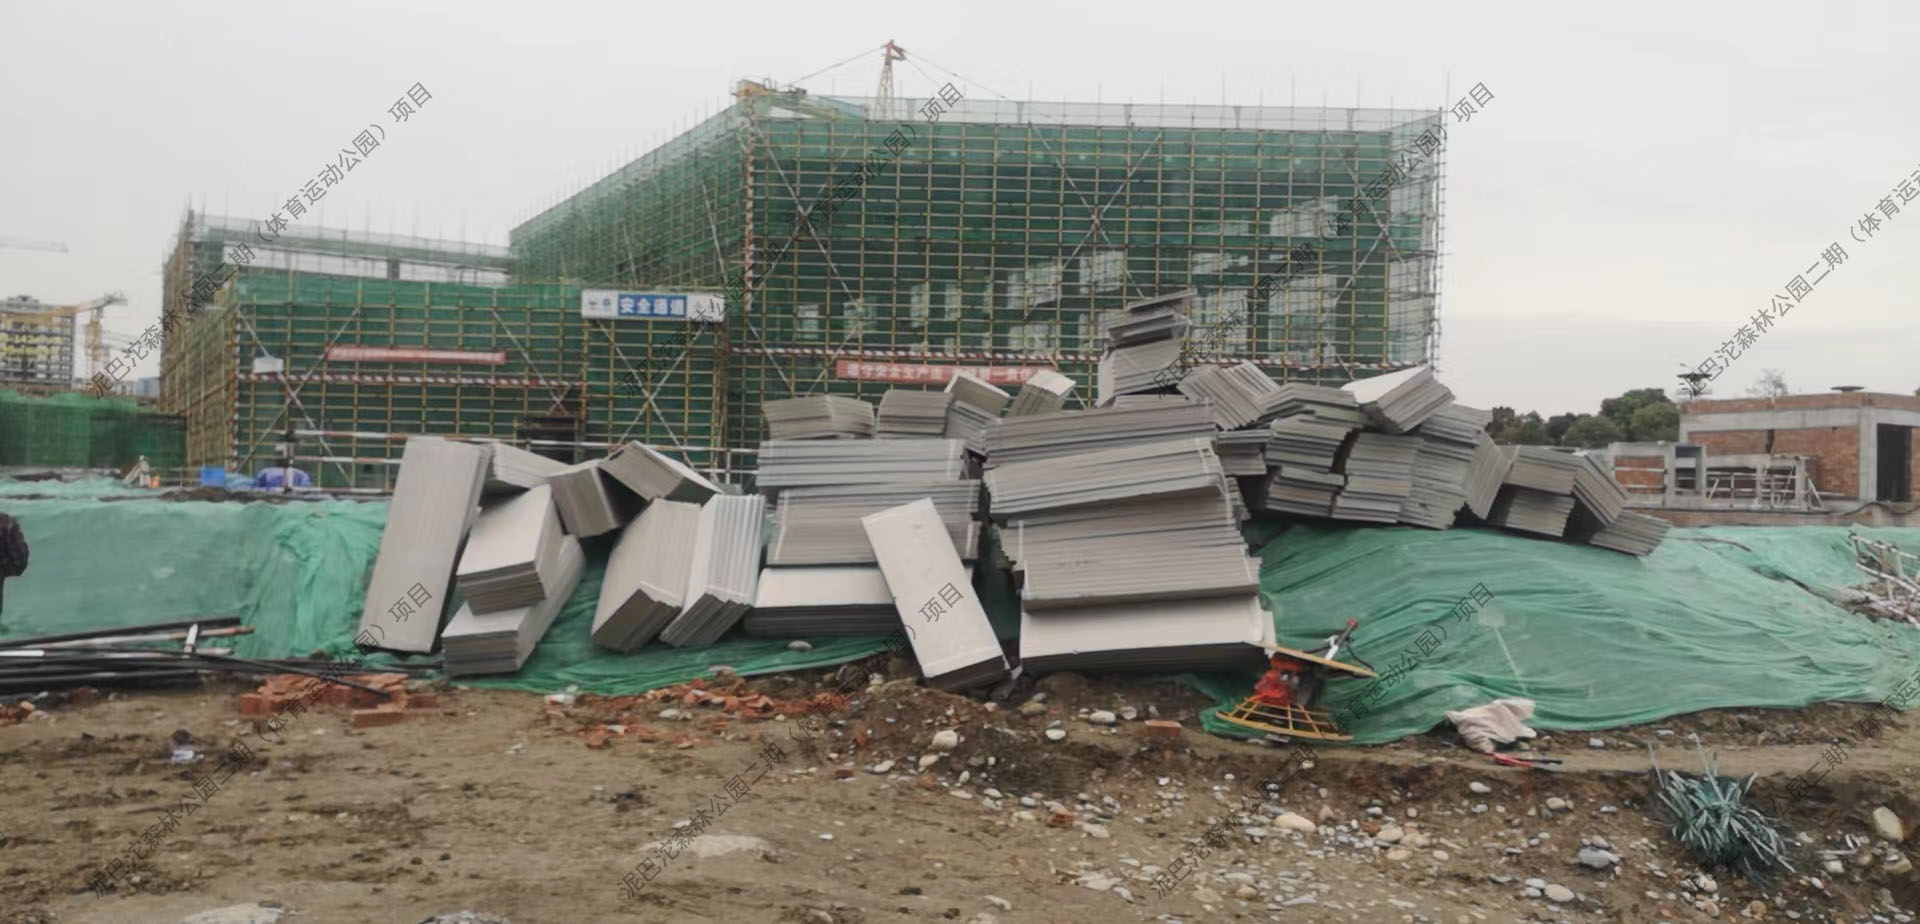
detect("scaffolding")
[511,92,1447,470]
[159,211,517,420]
[163,92,1449,490]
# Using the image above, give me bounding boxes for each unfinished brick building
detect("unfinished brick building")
[1680,391,1920,504]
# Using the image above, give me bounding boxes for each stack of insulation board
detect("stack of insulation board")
[753,439,968,492]
[1265,415,1356,470]
[942,373,1009,454]
[943,401,998,454]
[1007,369,1076,417]
[480,440,568,496]
[658,495,767,647]
[1398,404,1494,530]
[442,538,583,677]
[548,460,632,537]
[357,437,489,653]
[1259,415,1356,517]
[1568,453,1629,527]
[988,439,1266,672]
[945,373,1010,415]
[983,401,1215,469]
[1487,487,1578,537]
[1461,437,1513,520]
[763,395,876,439]
[997,499,1241,575]
[861,499,1010,691]
[1504,445,1583,494]
[768,481,980,565]
[1330,432,1420,523]
[1486,447,1582,536]
[454,484,569,612]
[1095,290,1192,404]
[1586,510,1671,556]
[1108,394,1193,408]
[1213,430,1270,477]
[742,566,901,636]
[1096,339,1183,404]
[601,441,720,504]
[1343,366,1455,434]
[985,438,1231,522]
[876,389,954,437]
[591,500,702,651]
[743,565,975,637]
[1019,595,1273,674]
[1268,383,1369,427]
[1178,361,1284,430]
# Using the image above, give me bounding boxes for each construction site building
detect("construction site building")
[1679,391,1920,504]
[513,92,1448,464]
[1,295,77,388]
[160,93,1447,490]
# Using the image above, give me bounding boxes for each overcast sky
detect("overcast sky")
[3,0,1915,413]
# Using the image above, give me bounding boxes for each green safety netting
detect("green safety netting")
[0,389,185,471]
[6,478,1920,740]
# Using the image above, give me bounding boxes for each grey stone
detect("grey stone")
[178,906,286,924]
[1544,883,1574,903]
[1577,847,1619,870]
[1875,806,1906,842]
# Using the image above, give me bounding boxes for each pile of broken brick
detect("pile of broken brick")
[238,672,443,729]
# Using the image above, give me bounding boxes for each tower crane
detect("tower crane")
[876,40,906,119]
[0,237,68,253]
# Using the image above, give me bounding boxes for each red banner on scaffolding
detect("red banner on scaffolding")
[325,346,508,365]
[834,359,1049,386]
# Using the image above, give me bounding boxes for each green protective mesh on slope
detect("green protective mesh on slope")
[0,479,888,688]
[1193,523,1920,744]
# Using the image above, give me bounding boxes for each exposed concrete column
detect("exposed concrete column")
[1860,408,1879,502]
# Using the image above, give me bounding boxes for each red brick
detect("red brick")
[1141,719,1183,739]
[351,707,408,729]
[238,693,275,717]
[403,692,440,710]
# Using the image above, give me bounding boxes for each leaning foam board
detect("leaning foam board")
[357,437,489,653]
[861,498,1009,691]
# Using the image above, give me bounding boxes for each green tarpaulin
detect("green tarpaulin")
[4,478,1918,740]
[1195,523,1920,743]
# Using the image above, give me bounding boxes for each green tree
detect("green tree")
[1494,411,1550,445]
[1562,414,1624,448]
[1599,388,1673,431]
[1628,402,1679,441]
[1487,406,1517,434]
[1545,413,1580,445]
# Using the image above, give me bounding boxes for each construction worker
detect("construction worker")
[0,512,25,616]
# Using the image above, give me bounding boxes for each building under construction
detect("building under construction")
[1,295,77,388]
[161,87,1448,490]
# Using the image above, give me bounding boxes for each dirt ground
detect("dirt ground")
[3,656,1918,924]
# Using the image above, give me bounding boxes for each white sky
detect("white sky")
[3,0,1916,412]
